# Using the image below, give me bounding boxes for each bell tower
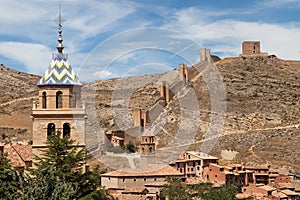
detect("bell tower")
[31,6,86,157]
[140,130,155,156]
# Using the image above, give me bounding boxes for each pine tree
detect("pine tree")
[0,154,22,199]
[24,131,100,199]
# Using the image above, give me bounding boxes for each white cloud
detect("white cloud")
[167,7,300,59]
[65,0,135,39]
[0,42,51,74]
[93,69,113,79]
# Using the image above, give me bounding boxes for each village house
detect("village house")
[240,174,300,199]
[170,151,219,178]
[246,164,271,185]
[203,163,254,189]
[101,164,183,200]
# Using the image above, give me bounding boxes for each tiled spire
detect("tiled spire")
[37,3,81,86]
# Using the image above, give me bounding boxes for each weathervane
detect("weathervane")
[55,2,65,53]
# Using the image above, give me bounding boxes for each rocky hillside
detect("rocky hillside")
[0,56,299,173]
[83,55,300,173]
[0,64,40,142]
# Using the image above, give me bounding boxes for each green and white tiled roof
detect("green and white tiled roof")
[38,53,81,86]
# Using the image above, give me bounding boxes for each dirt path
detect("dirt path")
[249,143,260,158]
[0,96,36,107]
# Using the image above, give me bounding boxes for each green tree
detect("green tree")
[187,182,214,199]
[162,178,250,200]
[162,177,192,200]
[23,131,101,199]
[0,154,22,199]
[125,141,136,153]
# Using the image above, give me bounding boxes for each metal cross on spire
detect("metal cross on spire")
[55,2,65,53]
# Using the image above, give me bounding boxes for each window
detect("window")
[47,123,55,137]
[141,119,144,129]
[142,147,145,153]
[123,178,125,182]
[63,123,70,138]
[56,91,63,108]
[134,178,136,182]
[144,178,146,181]
[154,178,156,181]
[149,147,153,153]
[42,91,47,108]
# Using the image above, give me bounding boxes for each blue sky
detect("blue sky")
[1,0,300,81]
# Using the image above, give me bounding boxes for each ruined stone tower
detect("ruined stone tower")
[242,41,261,54]
[31,10,86,158]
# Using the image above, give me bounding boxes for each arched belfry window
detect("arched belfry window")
[47,123,55,137]
[63,123,70,138]
[56,91,63,108]
[42,91,47,109]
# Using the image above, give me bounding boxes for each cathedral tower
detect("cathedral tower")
[31,8,86,157]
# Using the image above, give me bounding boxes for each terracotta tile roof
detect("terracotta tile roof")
[258,185,276,191]
[144,181,166,187]
[281,189,299,196]
[276,182,294,189]
[186,177,204,185]
[245,164,270,170]
[4,145,25,168]
[3,144,32,168]
[271,190,288,198]
[102,164,182,177]
[269,168,289,175]
[12,144,32,161]
[236,193,251,199]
